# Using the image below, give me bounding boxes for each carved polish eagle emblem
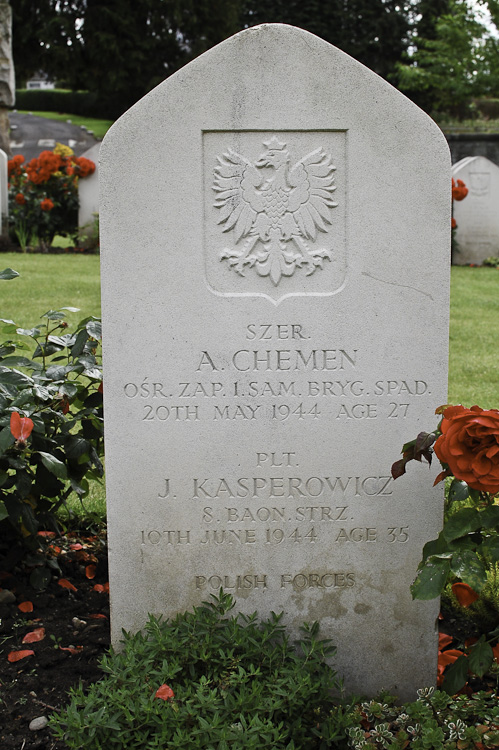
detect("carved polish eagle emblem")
[212,137,337,286]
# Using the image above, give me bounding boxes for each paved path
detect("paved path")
[9,112,98,162]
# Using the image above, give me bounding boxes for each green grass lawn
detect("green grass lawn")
[448,266,499,409]
[17,110,113,140]
[1,256,498,520]
[1,253,101,327]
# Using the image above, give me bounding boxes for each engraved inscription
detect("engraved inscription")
[213,137,337,285]
[192,572,356,592]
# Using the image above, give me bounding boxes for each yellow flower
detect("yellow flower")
[54,143,74,157]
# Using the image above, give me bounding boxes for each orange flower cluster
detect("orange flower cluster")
[75,157,95,178]
[452,178,468,202]
[434,404,499,494]
[25,150,63,184]
[15,193,26,205]
[8,154,24,177]
[15,150,96,186]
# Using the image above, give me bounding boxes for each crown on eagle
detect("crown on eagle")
[262,136,287,151]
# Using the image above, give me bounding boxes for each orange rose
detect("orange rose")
[434,405,499,494]
[40,198,54,211]
[15,193,26,205]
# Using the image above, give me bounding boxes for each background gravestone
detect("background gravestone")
[0,148,7,233]
[100,24,450,699]
[0,1,14,157]
[452,156,499,264]
[78,142,100,231]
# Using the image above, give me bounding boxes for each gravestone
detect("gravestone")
[452,156,499,264]
[100,24,450,699]
[0,148,8,233]
[78,142,100,230]
[0,1,14,157]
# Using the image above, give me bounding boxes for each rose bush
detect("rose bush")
[7,144,96,250]
[392,404,499,693]
[434,404,499,494]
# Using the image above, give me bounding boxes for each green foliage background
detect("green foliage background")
[13,0,499,120]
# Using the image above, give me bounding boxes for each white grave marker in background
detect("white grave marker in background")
[78,142,100,230]
[452,156,499,264]
[0,149,7,233]
[100,24,450,699]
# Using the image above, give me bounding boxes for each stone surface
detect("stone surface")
[78,142,100,229]
[0,589,15,604]
[0,148,7,232]
[100,24,450,700]
[0,2,13,157]
[29,716,48,732]
[452,155,499,264]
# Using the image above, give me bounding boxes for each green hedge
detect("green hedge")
[15,89,106,119]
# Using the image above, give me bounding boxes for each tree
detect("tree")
[396,0,495,115]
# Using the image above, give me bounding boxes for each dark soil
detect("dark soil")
[0,531,110,750]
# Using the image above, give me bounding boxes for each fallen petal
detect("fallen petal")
[8,649,35,662]
[155,684,175,700]
[58,579,77,592]
[22,628,45,644]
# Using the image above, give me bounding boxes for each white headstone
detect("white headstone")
[452,156,499,264]
[78,142,100,230]
[100,24,450,700]
[0,148,8,231]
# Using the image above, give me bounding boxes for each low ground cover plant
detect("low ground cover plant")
[50,590,354,749]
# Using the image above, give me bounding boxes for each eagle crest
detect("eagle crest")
[213,137,337,286]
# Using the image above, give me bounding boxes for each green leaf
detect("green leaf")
[86,320,102,340]
[479,505,499,529]
[0,356,41,369]
[16,327,41,338]
[0,267,19,280]
[61,307,80,312]
[70,328,89,357]
[59,382,78,398]
[422,532,449,561]
[442,654,469,695]
[451,550,487,592]
[0,426,15,454]
[411,558,451,600]
[448,478,470,504]
[65,435,91,460]
[443,507,481,542]
[46,364,70,381]
[468,638,493,677]
[0,500,8,521]
[0,369,33,387]
[42,310,66,321]
[38,452,68,479]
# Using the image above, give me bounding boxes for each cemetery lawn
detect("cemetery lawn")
[448,266,499,409]
[18,110,113,140]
